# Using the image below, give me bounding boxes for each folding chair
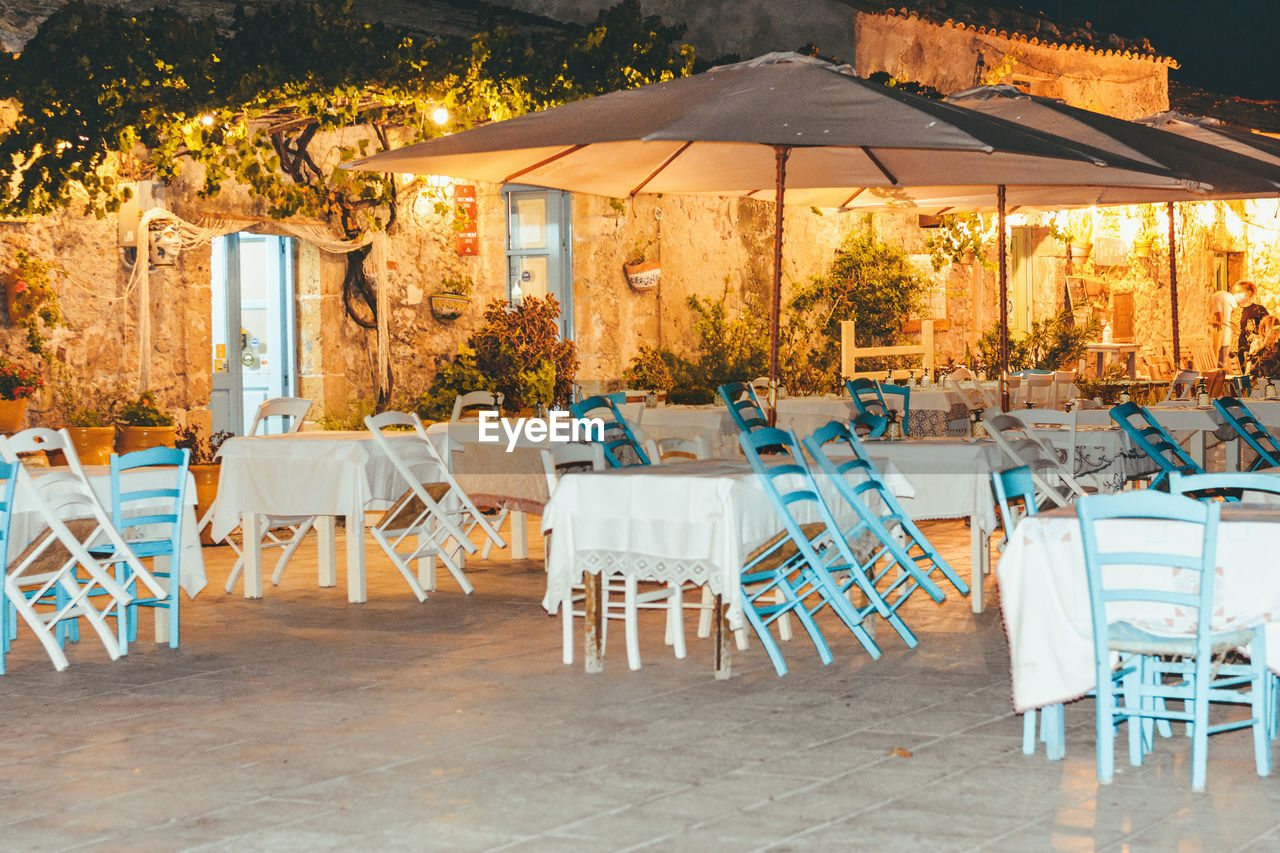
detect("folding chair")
[568,395,651,468]
[450,390,503,421]
[89,446,189,653]
[944,366,998,418]
[844,378,890,438]
[0,430,159,671]
[1211,397,1280,470]
[983,412,1084,506]
[717,382,769,436]
[1163,369,1200,402]
[644,435,712,465]
[364,411,505,599]
[215,396,318,594]
[738,427,886,676]
[1012,370,1053,409]
[248,396,312,435]
[1109,402,1204,490]
[1049,369,1078,410]
[1078,491,1271,790]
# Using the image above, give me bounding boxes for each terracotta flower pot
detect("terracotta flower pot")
[623,260,661,291]
[190,463,221,545]
[64,426,115,466]
[116,424,177,454]
[429,293,471,321]
[0,397,29,432]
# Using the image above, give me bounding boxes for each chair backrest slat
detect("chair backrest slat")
[1109,402,1204,488]
[568,395,650,468]
[1211,397,1280,470]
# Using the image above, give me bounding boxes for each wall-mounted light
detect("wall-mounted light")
[431,107,449,126]
[200,114,215,127]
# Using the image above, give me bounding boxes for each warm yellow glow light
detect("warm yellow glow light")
[200,114,215,127]
[431,107,449,126]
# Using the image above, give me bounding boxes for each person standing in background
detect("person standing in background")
[1234,280,1269,373]
[1210,286,1238,370]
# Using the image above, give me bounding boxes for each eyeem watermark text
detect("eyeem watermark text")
[477,410,605,452]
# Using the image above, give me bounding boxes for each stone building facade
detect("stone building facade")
[2,0,1271,433]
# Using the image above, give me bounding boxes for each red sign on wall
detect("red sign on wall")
[454,184,478,255]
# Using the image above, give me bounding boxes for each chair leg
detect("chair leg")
[481,508,509,560]
[1022,709,1038,755]
[270,519,316,586]
[696,586,714,638]
[561,594,574,665]
[666,583,686,660]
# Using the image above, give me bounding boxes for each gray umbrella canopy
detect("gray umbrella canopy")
[1138,111,1280,168]
[347,53,1198,393]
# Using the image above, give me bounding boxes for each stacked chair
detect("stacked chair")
[0,428,163,671]
[984,412,1085,507]
[569,394,651,468]
[736,423,964,675]
[1109,401,1205,489]
[1212,397,1280,470]
[845,378,890,438]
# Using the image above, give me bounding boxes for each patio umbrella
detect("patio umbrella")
[942,87,1280,374]
[346,54,1201,403]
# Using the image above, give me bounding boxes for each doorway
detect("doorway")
[503,186,573,338]
[210,233,298,435]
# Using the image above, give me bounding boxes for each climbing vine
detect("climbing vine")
[0,0,695,324]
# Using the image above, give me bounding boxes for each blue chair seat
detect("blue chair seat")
[1106,620,1255,657]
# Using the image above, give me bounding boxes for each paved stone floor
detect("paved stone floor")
[2,519,1278,852]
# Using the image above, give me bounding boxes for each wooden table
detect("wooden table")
[1083,342,1141,379]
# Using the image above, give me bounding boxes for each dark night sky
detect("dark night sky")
[984,1,1280,100]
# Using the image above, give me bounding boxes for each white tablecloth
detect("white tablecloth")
[208,430,449,542]
[8,466,206,598]
[540,457,913,630]
[777,392,970,439]
[635,405,739,458]
[426,420,552,512]
[997,504,1280,712]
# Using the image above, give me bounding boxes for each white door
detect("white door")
[504,187,573,338]
[210,233,297,435]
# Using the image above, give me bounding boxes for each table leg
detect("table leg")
[242,511,263,599]
[714,594,732,680]
[316,516,337,587]
[584,573,603,673]
[970,513,985,613]
[1190,430,1208,469]
[347,510,366,603]
[511,509,528,559]
[1226,436,1242,472]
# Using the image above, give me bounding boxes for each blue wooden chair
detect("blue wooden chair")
[1168,470,1280,502]
[569,395,650,468]
[90,446,190,653]
[717,382,769,435]
[738,427,885,676]
[844,378,889,438]
[1078,490,1271,790]
[0,460,17,674]
[1212,397,1280,470]
[879,383,910,436]
[1109,402,1204,490]
[803,420,968,610]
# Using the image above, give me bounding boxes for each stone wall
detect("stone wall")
[854,13,1170,118]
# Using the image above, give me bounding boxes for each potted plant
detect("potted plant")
[175,423,233,544]
[429,274,473,321]
[622,344,674,404]
[623,237,661,291]
[0,355,43,431]
[52,373,120,465]
[5,248,65,357]
[116,391,176,453]
[1064,218,1093,263]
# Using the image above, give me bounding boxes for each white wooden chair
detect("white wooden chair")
[0,429,163,671]
[364,411,505,599]
[1013,371,1054,409]
[450,390,503,421]
[216,397,317,594]
[644,435,712,465]
[542,443,686,670]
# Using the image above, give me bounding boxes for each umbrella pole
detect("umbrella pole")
[997,185,1010,412]
[768,145,790,426]
[1167,201,1181,369]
